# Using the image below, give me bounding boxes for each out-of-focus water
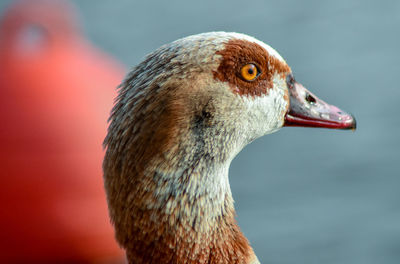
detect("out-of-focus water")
[2,0,399,263]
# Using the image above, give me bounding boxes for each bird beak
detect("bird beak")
[284,75,356,130]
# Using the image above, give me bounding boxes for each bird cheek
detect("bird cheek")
[232,86,241,94]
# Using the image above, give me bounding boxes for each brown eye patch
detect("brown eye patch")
[213,39,291,97]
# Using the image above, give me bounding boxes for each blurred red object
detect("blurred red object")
[0,0,125,262]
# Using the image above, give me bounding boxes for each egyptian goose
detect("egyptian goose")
[103,32,356,264]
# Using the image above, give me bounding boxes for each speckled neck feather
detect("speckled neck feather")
[104,32,291,264]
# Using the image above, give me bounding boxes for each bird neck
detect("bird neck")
[103,92,259,263]
[120,159,258,264]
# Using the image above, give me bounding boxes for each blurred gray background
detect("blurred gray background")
[2,0,399,263]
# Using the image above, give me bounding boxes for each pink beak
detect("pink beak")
[284,75,356,130]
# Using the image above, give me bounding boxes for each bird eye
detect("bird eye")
[240,63,259,81]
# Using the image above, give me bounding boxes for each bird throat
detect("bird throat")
[118,160,257,264]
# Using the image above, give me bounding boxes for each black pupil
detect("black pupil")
[248,67,254,75]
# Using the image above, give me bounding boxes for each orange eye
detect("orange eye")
[240,63,259,81]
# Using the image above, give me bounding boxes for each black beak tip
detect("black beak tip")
[342,114,357,131]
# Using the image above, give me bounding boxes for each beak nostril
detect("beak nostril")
[305,93,316,105]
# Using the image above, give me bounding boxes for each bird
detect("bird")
[103,32,356,264]
[0,0,125,262]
